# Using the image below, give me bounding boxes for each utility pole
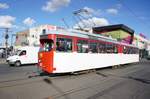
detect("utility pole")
[0,28,11,58]
[5,28,9,58]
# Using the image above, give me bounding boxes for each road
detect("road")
[0,60,150,99]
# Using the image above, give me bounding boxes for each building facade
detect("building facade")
[93,24,134,44]
[15,24,57,47]
[132,34,150,58]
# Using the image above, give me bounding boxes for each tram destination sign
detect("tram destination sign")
[40,35,49,39]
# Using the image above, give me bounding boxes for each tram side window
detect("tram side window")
[123,46,127,54]
[56,38,72,52]
[135,48,139,54]
[123,46,132,54]
[123,47,139,54]
[40,40,54,52]
[130,47,134,54]
[77,40,88,53]
[127,47,133,54]
[114,45,118,53]
[128,47,132,54]
[106,44,114,53]
[98,43,106,53]
[132,48,139,54]
[89,42,98,53]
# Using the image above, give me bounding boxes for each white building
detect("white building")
[28,24,57,46]
[15,24,58,47]
[132,34,150,50]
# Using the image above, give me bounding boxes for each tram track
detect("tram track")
[44,76,126,99]
[0,65,149,90]
[0,61,149,99]
[44,71,150,99]
[0,78,43,89]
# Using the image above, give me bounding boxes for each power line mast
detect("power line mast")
[61,18,70,29]
[73,9,96,31]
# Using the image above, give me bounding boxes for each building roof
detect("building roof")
[93,24,134,34]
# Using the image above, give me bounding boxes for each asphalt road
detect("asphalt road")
[0,60,150,99]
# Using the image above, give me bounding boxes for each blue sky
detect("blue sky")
[0,0,150,44]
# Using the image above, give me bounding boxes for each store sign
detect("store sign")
[139,33,146,38]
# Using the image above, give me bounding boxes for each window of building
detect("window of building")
[56,38,72,52]
[42,29,46,35]
[77,40,88,53]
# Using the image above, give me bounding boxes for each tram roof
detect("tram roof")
[44,28,137,48]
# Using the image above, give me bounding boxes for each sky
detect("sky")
[0,0,150,45]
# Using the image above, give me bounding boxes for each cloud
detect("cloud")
[42,0,70,12]
[74,17,109,29]
[23,17,36,26]
[106,8,118,15]
[0,15,15,28]
[0,3,9,9]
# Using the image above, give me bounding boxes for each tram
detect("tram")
[38,29,139,73]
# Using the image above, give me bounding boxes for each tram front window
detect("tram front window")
[40,40,53,52]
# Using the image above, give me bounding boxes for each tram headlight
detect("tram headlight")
[39,53,43,58]
[38,59,41,62]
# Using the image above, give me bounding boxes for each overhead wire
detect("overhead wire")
[117,0,150,32]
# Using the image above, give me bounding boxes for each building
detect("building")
[132,34,149,49]
[15,29,29,46]
[93,24,134,44]
[132,34,150,58]
[15,24,58,47]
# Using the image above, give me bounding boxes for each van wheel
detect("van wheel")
[15,61,21,67]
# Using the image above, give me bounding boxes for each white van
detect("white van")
[7,46,39,66]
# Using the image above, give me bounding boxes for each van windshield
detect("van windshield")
[40,40,53,52]
[13,50,22,55]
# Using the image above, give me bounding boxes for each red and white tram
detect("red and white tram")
[38,29,139,73]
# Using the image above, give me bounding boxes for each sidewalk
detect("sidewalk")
[0,58,6,64]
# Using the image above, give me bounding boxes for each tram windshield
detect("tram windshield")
[40,39,54,52]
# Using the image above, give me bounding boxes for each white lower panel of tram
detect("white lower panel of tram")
[53,52,139,73]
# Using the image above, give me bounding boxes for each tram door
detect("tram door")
[38,39,54,73]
